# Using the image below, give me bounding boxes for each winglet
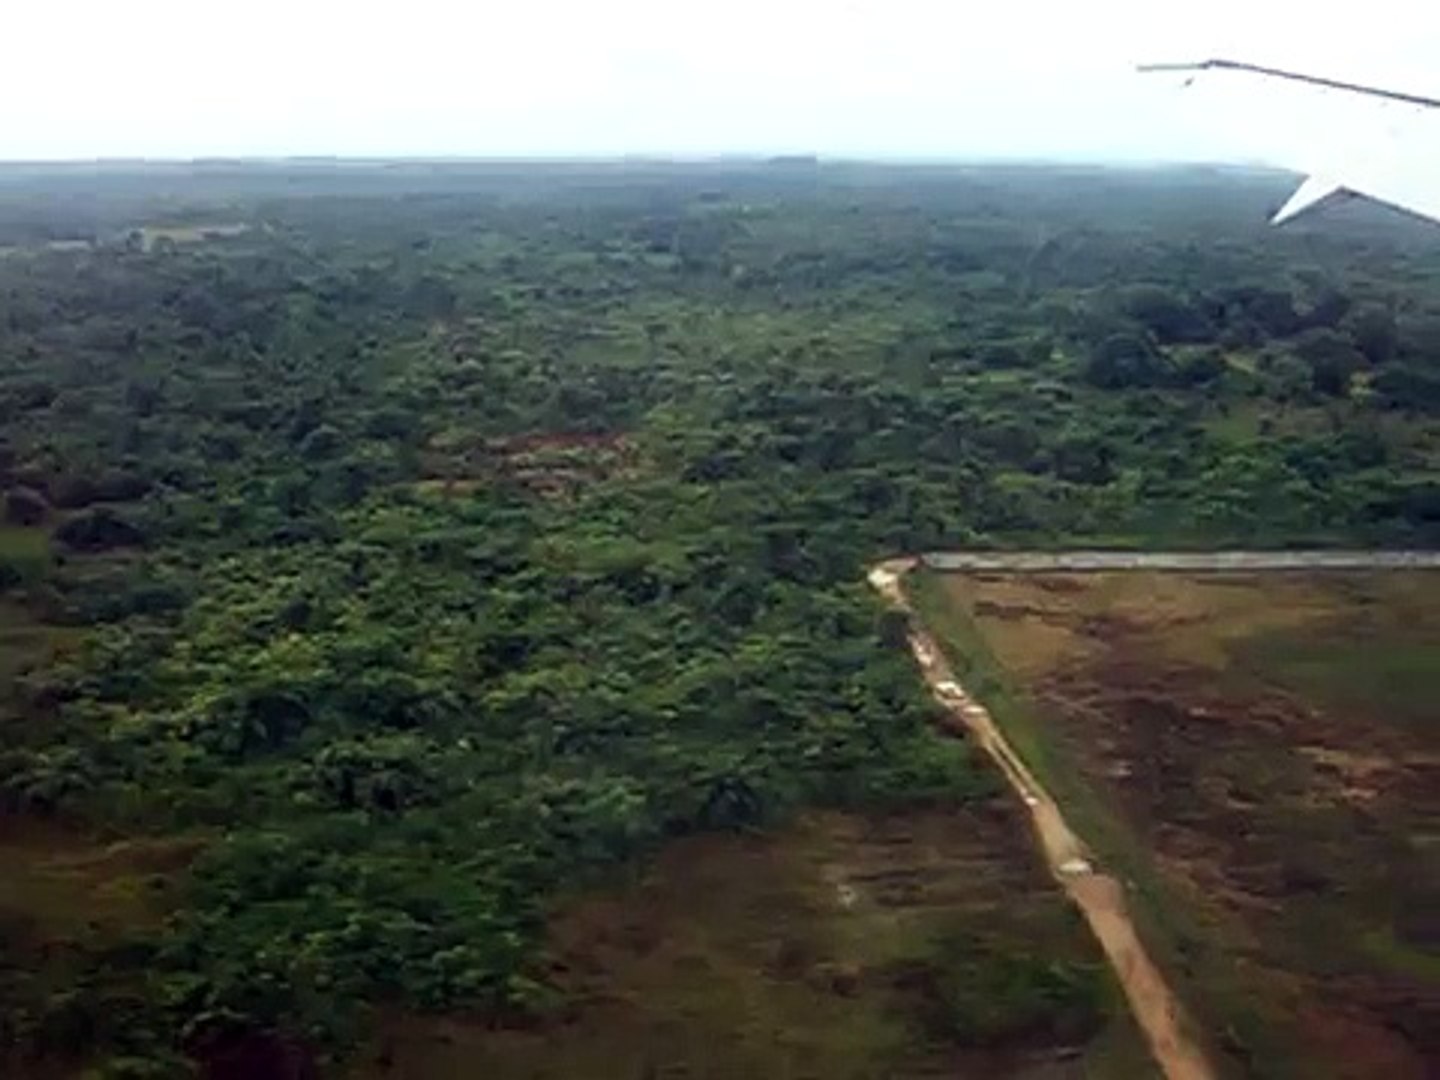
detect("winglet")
[1272,176,1345,224]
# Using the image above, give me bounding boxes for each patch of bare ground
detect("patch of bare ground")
[137,223,250,250]
[960,572,1440,1079]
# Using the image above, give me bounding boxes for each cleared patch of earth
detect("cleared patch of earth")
[136,223,250,250]
[935,570,1440,1079]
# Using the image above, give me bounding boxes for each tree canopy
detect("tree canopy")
[0,161,1437,1075]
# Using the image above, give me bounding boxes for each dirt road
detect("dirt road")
[868,559,1216,1080]
[920,550,1440,573]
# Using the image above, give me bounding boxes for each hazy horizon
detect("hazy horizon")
[4,0,1436,164]
[0,152,1298,169]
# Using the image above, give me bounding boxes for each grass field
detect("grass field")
[913,570,1440,1080]
[353,803,1157,1079]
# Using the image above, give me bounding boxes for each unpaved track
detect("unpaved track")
[868,559,1216,1080]
[920,550,1440,572]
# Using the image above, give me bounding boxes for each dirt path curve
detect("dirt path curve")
[867,558,1215,1080]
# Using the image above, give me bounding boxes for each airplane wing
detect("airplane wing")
[1139,59,1440,225]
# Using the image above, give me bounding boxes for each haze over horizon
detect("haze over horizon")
[4,0,1436,165]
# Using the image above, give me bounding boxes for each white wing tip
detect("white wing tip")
[1272,176,1345,224]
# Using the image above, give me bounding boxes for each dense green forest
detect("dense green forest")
[1,162,1437,1076]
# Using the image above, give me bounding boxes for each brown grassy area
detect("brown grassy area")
[0,822,200,940]
[925,571,1440,1080]
[0,819,206,1080]
[352,803,1157,1080]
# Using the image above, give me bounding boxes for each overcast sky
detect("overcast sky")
[3,0,1437,162]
